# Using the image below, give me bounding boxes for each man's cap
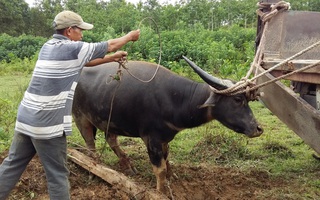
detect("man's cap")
[53,10,93,30]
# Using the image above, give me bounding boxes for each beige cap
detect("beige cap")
[53,10,93,30]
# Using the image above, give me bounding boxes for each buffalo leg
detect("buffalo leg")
[162,143,173,180]
[152,157,167,192]
[74,117,97,151]
[143,137,169,193]
[106,133,137,174]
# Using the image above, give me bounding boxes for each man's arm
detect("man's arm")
[107,29,140,52]
[85,51,128,67]
[85,29,140,67]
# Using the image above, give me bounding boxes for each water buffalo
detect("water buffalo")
[72,57,263,193]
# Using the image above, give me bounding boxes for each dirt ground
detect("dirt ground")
[1,149,295,200]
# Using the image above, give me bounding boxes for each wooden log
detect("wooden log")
[67,148,168,200]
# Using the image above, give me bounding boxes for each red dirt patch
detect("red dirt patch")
[1,150,290,200]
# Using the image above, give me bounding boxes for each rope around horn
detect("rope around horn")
[209,1,320,100]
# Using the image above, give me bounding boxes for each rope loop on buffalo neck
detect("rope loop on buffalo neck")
[211,1,320,100]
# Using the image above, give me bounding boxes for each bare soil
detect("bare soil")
[1,150,296,200]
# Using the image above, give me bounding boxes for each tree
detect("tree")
[103,0,141,33]
[0,0,29,36]
[25,0,64,37]
[290,0,320,11]
[159,4,183,31]
[27,7,53,37]
[140,0,162,27]
[180,0,213,30]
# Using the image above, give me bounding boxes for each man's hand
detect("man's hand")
[128,29,140,42]
[112,51,128,63]
[107,29,140,52]
[85,51,128,67]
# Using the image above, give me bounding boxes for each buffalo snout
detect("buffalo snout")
[248,124,264,138]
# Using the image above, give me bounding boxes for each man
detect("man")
[0,10,140,200]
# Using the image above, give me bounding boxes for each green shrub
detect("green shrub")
[0,25,256,80]
[0,34,46,62]
[0,56,36,75]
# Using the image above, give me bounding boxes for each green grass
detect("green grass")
[0,75,30,152]
[0,74,319,198]
[0,75,30,99]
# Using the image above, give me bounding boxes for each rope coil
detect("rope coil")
[111,17,162,83]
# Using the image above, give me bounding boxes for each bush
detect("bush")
[0,56,36,75]
[0,34,46,62]
[0,25,256,80]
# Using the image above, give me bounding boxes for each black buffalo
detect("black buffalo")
[72,57,263,193]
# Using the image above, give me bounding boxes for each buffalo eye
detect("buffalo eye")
[234,96,244,105]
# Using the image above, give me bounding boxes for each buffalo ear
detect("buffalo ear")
[182,56,234,90]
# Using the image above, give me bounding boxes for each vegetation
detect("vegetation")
[0,26,256,80]
[1,0,320,198]
[1,0,320,77]
[2,0,320,37]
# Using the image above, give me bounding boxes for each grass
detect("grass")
[0,74,319,198]
[0,75,30,99]
[0,75,30,151]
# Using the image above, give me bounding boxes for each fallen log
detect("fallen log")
[67,148,168,200]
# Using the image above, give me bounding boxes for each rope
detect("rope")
[98,80,121,159]
[210,1,320,100]
[116,17,162,83]
[206,1,291,96]
[250,40,320,82]
[213,38,320,97]
[246,60,320,93]
[97,17,163,158]
[256,1,291,22]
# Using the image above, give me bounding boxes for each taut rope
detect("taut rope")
[209,1,320,100]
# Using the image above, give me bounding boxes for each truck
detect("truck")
[254,0,320,155]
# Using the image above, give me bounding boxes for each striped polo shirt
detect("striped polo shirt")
[15,34,107,139]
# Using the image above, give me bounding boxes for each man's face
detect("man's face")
[66,26,83,41]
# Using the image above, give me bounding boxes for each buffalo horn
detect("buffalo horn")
[182,56,234,90]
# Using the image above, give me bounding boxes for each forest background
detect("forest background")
[2,0,320,79]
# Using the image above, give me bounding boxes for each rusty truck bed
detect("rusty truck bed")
[255,7,320,154]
